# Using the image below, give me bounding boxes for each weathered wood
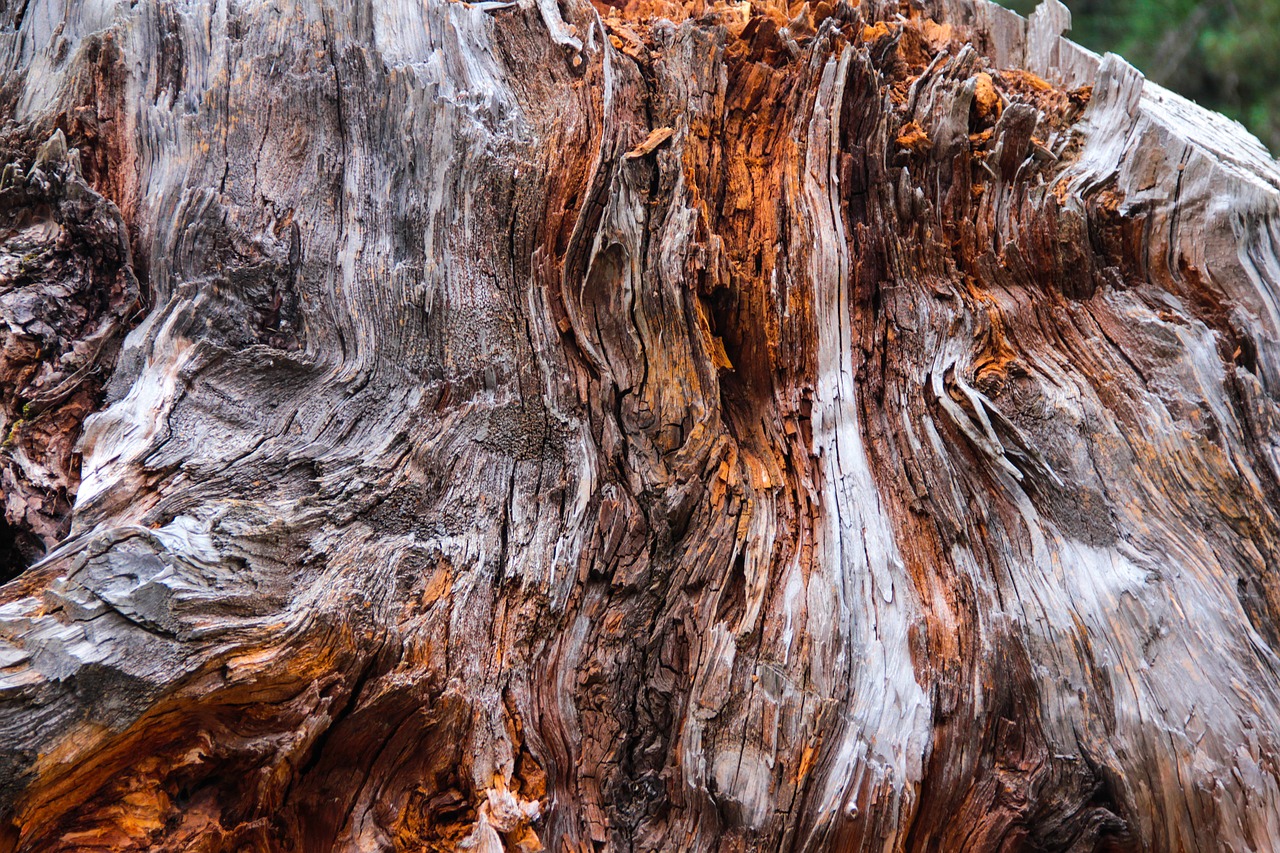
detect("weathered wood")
[2,0,1280,849]
[0,127,139,578]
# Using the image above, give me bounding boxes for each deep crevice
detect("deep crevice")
[0,514,40,585]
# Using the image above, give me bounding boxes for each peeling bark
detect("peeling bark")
[2,0,1280,850]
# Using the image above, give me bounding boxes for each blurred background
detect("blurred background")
[996,0,1280,154]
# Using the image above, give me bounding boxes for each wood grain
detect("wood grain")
[2,0,1280,849]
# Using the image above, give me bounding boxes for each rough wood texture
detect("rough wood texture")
[3,0,1280,849]
[0,127,140,577]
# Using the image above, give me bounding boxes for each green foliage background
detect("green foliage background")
[996,0,1280,154]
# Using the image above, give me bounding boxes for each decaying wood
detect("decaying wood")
[0,128,139,578]
[2,0,1280,849]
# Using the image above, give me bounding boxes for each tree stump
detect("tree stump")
[2,0,1280,849]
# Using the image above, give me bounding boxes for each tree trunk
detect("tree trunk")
[3,0,1280,849]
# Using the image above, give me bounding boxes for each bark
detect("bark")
[2,0,1280,850]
